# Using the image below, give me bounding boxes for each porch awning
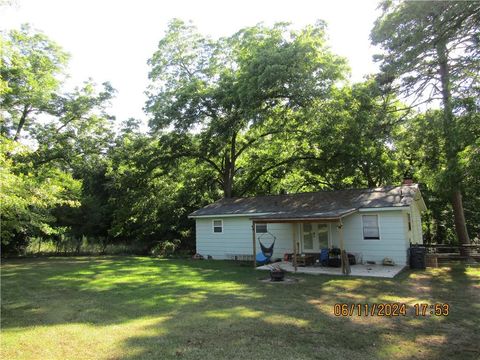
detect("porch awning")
[250,208,357,223]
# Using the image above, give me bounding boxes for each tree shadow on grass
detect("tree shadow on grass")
[1,258,479,359]
[301,264,480,360]
[1,257,264,329]
[113,265,479,360]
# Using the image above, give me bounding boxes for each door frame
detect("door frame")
[301,223,331,253]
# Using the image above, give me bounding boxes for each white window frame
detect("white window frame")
[317,223,330,249]
[255,223,268,234]
[301,223,330,252]
[407,213,412,231]
[212,219,223,234]
[362,214,380,240]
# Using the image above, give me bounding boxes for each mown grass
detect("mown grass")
[1,257,479,360]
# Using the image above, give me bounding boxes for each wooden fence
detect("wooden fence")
[422,244,480,261]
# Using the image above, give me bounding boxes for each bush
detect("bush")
[19,237,147,257]
[150,239,181,257]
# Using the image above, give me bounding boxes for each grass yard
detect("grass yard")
[1,257,479,360]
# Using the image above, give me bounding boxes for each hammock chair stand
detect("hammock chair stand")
[255,232,276,265]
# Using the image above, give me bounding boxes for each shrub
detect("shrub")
[150,239,181,257]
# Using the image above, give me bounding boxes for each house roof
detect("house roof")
[189,185,424,220]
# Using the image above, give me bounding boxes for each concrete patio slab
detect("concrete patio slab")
[257,261,405,278]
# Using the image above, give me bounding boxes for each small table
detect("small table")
[294,254,316,266]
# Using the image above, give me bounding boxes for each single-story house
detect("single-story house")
[188,183,426,267]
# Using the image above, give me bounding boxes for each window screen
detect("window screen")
[363,215,379,240]
[213,220,223,233]
[255,224,267,233]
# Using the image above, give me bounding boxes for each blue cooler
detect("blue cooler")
[320,248,329,266]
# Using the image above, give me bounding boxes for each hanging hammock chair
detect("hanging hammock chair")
[256,232,276,265]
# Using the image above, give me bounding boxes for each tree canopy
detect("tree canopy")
[371,0,480,246]
[1,25,115,253]
[146,19,348,197]
[1,9,479,255]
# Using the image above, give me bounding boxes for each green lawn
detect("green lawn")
[1,257,479,360]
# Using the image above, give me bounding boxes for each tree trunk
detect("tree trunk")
[101,237,108,255]
[222,150,233,198]
[452,190,471,255]
[223,172,232,198]
[361,162,376,188]
[436,38,471,247]
[13,105,31,141]
[222,132,238,198]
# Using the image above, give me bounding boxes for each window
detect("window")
[212,219,223,233]
[407,213,412,231]
[318,224,329,248]
[255,224,267,233]
[363,215,380,240]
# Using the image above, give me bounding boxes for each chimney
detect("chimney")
[402,177,413,186]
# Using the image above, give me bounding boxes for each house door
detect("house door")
[302,223,329,252]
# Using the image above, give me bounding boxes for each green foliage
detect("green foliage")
[30,80,115,169]
[0,24,69,140]
[146,19,348,197]
[394,108,480,243]
[1,24,115,166]
[371,0,480,184]
[238,78,406,194]
[0,137,81,253]
[2,16,478,256]
[105,129,217,251]
[371,1,480,103]
[304,79,404,188]
[371,0,480,245]
[150,239,181,257]
[0,25,115,254]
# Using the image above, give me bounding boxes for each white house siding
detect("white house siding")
[330,211,409,266]
[195,217,295,260]
[196,210,412,265]
[264,222,295,260]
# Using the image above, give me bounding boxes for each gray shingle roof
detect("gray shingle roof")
[189,185,420,219]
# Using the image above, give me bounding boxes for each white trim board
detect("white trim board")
[189,212,272,219]
[191,207,408,219]
[358,207,408,212]
[212,219,223,234]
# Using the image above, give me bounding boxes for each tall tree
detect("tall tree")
[1,25,115,160]
[395,107,480,244]
[30,80,115,169]
[371,0,480,246]
[107,129,216,250]
[0,24,69,140]
[302,79,405,189]
[146,19,347,197]
[242,79,406,194]
[1,25,116,253]
[0,137,81,254]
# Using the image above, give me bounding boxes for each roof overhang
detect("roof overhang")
[358,206,409,212]
[250,209,358,223]
[188,212,272,219]
[252,217,343,224]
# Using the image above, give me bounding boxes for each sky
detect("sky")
[1,0,381,125]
